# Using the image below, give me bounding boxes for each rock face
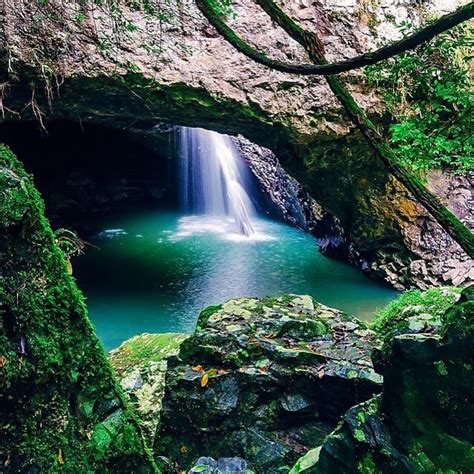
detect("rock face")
[234,135,326,232]
[0,145,154,471]
[157,295,382,472]
[0,0,471,289]
[401,171,474,288]
[234,135,346,250]
[292,285,474,473]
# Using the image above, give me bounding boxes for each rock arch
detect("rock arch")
[1,0,471,288]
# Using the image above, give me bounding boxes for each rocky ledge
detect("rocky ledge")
[111,287,472,473]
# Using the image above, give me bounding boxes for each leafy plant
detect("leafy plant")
[209,0,237,18]
[54,228,86,258]
[366,23,473,172]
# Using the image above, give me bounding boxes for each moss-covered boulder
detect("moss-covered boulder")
[291,285,474,473]
[372,286,462,340]
[156,295,382,472]
[0,144,155,472]
[110,332,189,445]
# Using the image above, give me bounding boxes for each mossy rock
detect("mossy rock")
[109,332,188,445]
[372,286,461,340]
[157,295,381,472]
[297,285,474,473]
[110,332,189,376]
[0,144,156,472]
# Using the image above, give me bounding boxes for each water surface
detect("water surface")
[74,210,398,350]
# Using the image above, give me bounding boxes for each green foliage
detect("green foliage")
[372,286,461,338]
[74,11,87,24]
[366,24,473,172]
[357,453,376,473]
[208,0,237,17]
[435,360,448,376]
[289,447,321,473]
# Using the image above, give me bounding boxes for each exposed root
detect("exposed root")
[27,84,46,131]
[0,82,21,119]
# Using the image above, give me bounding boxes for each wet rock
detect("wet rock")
[188,457,218,473]
[295,285,474,473]
[280,393,313,413]
[188,456,250,474]
[109,332,189,444]
[157,295,381,471]
[217,457,249,473]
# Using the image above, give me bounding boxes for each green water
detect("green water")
[74,210,398,350]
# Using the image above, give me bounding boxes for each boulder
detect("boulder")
[109,332,189,445]
[157,295,382,472]
[292,285,474,473]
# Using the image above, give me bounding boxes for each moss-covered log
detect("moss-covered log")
[0,144,156,472]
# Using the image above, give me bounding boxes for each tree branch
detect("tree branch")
[257,0,474,258]
[195,0,474,76]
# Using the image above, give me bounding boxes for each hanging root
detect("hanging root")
[28,84,46,131]
[0,82,20,119]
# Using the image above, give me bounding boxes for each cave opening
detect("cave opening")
[0,119,397,349]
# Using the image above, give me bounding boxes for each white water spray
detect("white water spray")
[179,127,256,237]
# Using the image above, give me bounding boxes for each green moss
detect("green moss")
[372,287,461,339]
[441,285,474,338]
[435,360,448,376]
[196,304,223,330]
[0,144,156,472]
[347,369,358,379]
[354,429,366,442]
[109,332,188,376]
[357,452,376,473]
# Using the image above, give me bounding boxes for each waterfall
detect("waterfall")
[178,127,256,237]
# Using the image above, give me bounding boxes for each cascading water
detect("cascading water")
[178,127,256,237]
